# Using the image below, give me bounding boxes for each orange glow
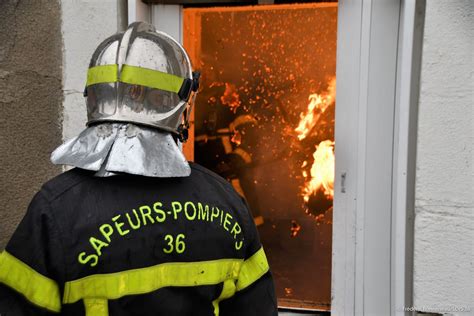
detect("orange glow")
[290,220,302,238]
[231,131,242,146]
[184,3,338,309]
[220,83,241,113]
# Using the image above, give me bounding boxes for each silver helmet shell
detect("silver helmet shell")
[85,22,193,134]
[51,22,193,178]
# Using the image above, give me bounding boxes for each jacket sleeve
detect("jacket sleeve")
[0,191,64,315]
[219,199,278,316]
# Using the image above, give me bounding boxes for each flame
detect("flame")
[295,77,336,140]
[302,140,335,203]
[294,78,336,222]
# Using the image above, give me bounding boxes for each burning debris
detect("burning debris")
[220,83,241,113]
[290,220,301,237]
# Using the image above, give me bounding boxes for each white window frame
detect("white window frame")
[333,0,424,315]
[129,1,425,314]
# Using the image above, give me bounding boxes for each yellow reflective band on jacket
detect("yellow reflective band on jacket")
[212,279,236,316]
[84,298,108,316]
[236,247,269,291]
[86,64,185,94]
[0,251,61,312]
[63,247,269,315]
[63,258,243,304]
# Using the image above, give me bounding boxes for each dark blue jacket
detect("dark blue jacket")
[0,163,277,316]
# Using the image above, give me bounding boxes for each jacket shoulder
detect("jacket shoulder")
[189,162,234,189]
[40,168,94,202]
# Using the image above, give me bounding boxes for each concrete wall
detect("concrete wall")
[0,0,125,250]
[0,0,63,249]
[413,0,473,314]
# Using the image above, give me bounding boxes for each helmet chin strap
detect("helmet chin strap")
[177,71,200,143]
[177,91,197,143]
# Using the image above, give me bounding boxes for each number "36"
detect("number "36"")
[163,234,186,254]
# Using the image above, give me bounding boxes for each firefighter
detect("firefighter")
[0,22,277,316]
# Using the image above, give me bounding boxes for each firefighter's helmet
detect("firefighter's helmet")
[85,22,199,139]
[51,22,197,177]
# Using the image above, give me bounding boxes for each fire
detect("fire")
[295,77,336,140]
[302,140,335,203]
[295,78,336,218]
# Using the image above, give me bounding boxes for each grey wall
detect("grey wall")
[0,0,63,249]
[413,0,473,313]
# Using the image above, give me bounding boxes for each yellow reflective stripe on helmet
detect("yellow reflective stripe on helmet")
[86,64,185,94]
[236,247,269,291]
[0,251,61,312]
[121,65,185,93]
[87,64,118,86]
[84,298,108,316]
[63,258,243,304]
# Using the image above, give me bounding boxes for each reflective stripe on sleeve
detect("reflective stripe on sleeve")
[0,251,61,312]
[86,64,185,94]
[63,258,243,304]
[236,247,269,291]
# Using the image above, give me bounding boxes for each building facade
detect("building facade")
[0,0,471,314]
